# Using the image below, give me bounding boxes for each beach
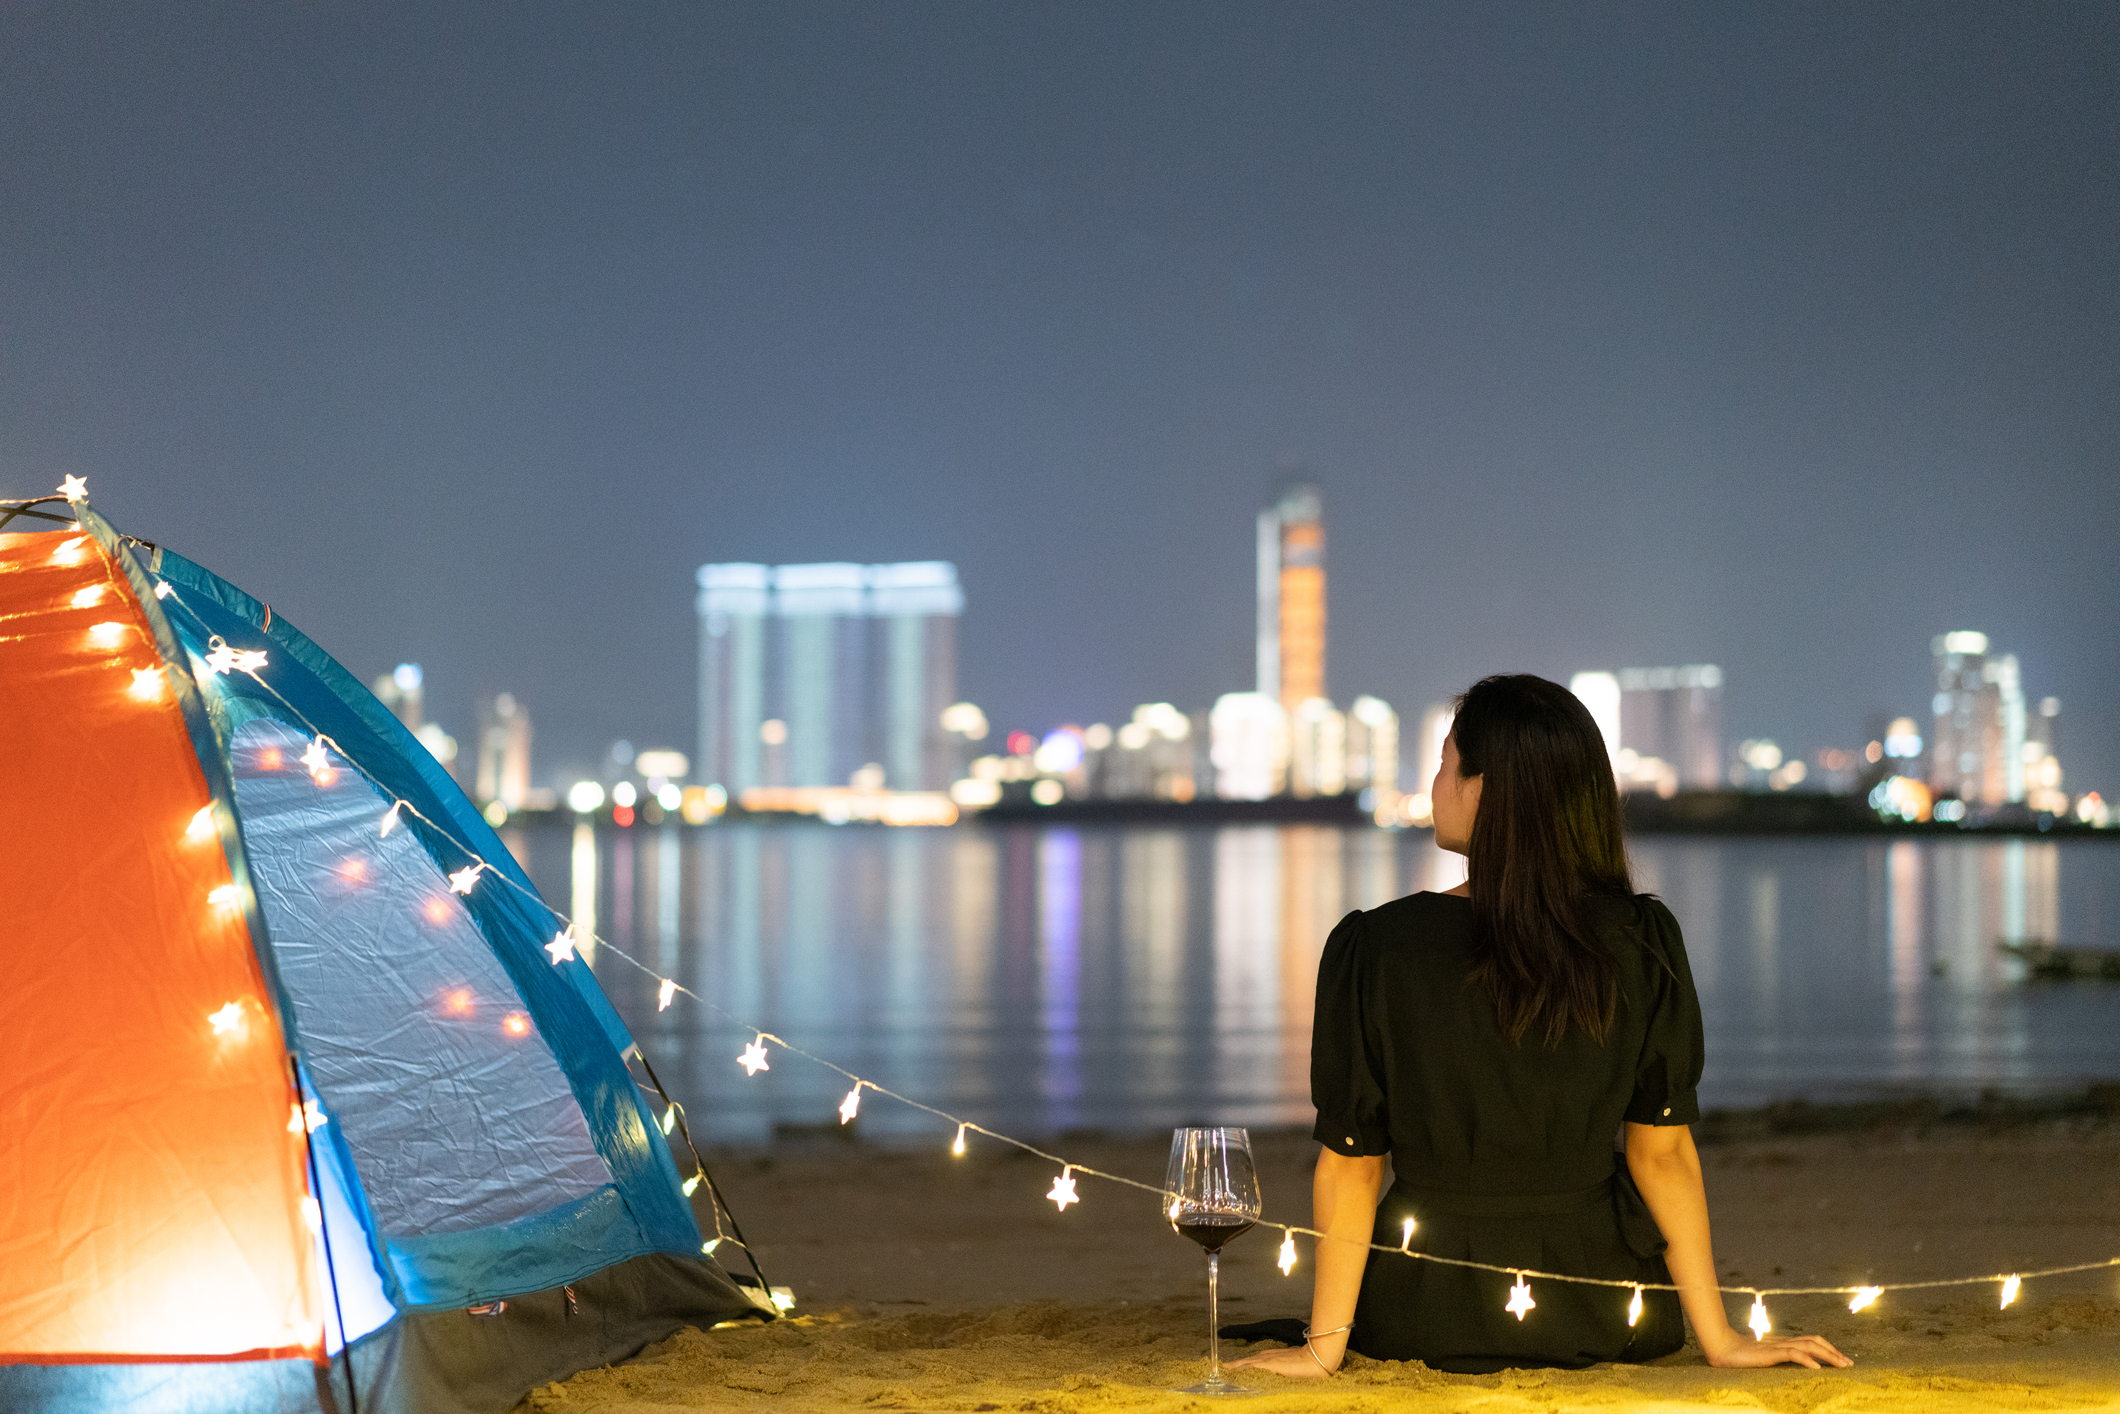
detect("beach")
[526,1113,2120,1412]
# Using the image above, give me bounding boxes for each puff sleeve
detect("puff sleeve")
[1623,897,1705,1126]
[1310,909,1391,1156]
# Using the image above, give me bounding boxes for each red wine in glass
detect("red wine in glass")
[1166,1127,1262,1397]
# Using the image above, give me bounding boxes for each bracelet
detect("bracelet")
[1305,1341,1334,1375]
[1302,1323,1352,1340]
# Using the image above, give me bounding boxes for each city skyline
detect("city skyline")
[3,5,2113,789]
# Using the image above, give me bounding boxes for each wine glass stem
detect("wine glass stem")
[1206,1249,1221,1384]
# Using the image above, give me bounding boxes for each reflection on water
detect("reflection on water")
[516,825,2120,1141]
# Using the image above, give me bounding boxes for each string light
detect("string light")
[208,884,240,907]
[154,581,173,600]
[545,930,577,965]
[1748,1293,1772,1340]
[289,1100,327,1134]
[500,1011,530,1037]
[1399,1216,1416,1251]
[1627,1285,1643,1327]
[185,806,215,842]
[71,585,104,608]
[702,1238,722,1255]
[59,475,87,502]
[658,977,677,1010]
[1277,1230,1299,1275]
[208,1002,244,1036]
[128,666,165,700]
[300,737,336,781]
[838,1084,863,1125]
[131,596,2120,1325]
[50,537,86,566]
[301,1197,324,1235]
[660,1106,678,1136]
[87,621,127,647]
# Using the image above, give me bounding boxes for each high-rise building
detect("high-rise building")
[372,662,424,730]
[474,692,533,809]
[1617,665,1724,791]
[1210,691,1289,800]
[1256,481,1325,710]
[1929,631,2025,806]
[1345,695,1400,797]
[696,563,770,794]
[696,560,963,797]
[1287,697,1347,798]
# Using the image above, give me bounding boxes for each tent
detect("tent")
[0,493,764,1414]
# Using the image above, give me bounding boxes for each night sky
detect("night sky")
[5,3,2115,791]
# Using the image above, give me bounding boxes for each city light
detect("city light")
[567,780,605,813]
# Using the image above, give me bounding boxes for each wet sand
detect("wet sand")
[528,1118,2120,1412]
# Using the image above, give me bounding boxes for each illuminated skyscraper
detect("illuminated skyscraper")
[774,563,868,788]
[867,561,963,791]
[1256,480,1325,710]
[696,563,771,793]
[1618,665,1724,790]
[1929,631,2024,806]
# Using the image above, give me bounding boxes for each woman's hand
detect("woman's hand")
[1697,1324,1852,1369]
[1225,1343,1335,1379]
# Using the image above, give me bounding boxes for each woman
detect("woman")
[1231,675,1849,1377]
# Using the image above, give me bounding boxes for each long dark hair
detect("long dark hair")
[1453,674,1634,1046]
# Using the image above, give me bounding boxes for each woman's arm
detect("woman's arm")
[1229,1147,1385,1378]
[1624,1121,1851,1369]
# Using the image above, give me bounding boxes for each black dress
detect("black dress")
[1310,891,1703,1374]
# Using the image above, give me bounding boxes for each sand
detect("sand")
[526,1118,2120,1412]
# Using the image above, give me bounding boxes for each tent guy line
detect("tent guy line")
[91,485,2111,1331]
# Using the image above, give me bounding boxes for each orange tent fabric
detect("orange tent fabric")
[0,530,322,1362]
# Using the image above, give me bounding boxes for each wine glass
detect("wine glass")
[1166,1127,1262,1397]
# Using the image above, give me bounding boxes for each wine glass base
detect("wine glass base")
[1172,1380,1259,1397]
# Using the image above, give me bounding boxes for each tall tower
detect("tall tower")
[1256,480,1325,710]
[774,563,868,788]
[1929,631,2024,806]
[867,562,963,790]
[697,563,770,793]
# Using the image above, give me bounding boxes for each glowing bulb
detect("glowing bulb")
[952,1123,967,1157]
[2000,1275,2020,1309]
[154,581,173,600]
[500,1011,530,1037]
[233,649,267,673]
[444,987,473,1015]
[1047,1166,1079,1211]
[1277,1230,1298,1275]
[128,666,165,700]
[1505,1275,1535,1321]
[204,645,238,675]
[545,930,577,964]
[738,1037,770,1075]
[448,864,481,895]
[380,801,403,837]
[1627,1285,1643,1327]
[1400,1217,1416,1250]
[838,1085,862,1124]
[658,977,677,1011]
[59,475,87,502]
[208,1001,244,1035]
[1849,1287,1882,1313]
[702,1238,722,1255]
[1748,1294,1771,1340]
[208,884,240,908]
[288,1100,326,1134]
[1168,1197,1181,1222]
[87,620,126,647]
[186,806,215,842]
[300,1197,323,1235]
[660,1107,678,1136]
[682,1173,702,1197]
[770,1289,795,1312]
[50,536,86,566]
[71,585,104,608]
[300,737,331,777]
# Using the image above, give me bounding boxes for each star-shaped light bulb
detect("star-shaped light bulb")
[952,1124,967,1157]
[682,1173,702,1197]
[2000,1275,2021,1310]
[235,649,267,672]
[702,1237,722,1255]
[288,1100,327,1134]
[738,1038,770,1076]
[208,1001,245,1036]
[204,645,239,675]
[154,581,174,599]
[838,1084,862,1124]
[49,536,86,566]
[301,1197,323,1235]
[1277,1230,1298,1275]
[1505,1275,1536,1321]
[1047,1167,1079,1212]
[1400,1216,1417,1250]
[59,475,88,501]
[545,931,576,964]
[1848,1287,1882,1313]
[658,977,677,1011]
[1627,1285,1644,1327]
[379,801,403,838]
[71,585,104,608]
[128,667,165,701]
[447,864,481,895]
[300,738,331,776]
[1748,1294,1772,1340]
[186,806,215,842]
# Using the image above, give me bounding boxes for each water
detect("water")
[512,822,2120,1143]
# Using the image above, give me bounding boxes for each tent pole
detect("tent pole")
[292,1057,360,1414]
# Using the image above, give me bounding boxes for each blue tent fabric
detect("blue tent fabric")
[2,515,764,1413]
